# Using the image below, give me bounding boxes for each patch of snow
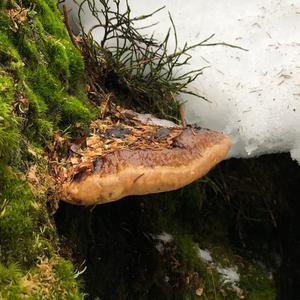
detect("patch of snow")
[197,247,213,264]
[64,0,300,163]
[125,110,179,128]
[216,266,240,285]
[154,232,174,243]
[150,232,173,254]
[155,243,164,254]
[216,266,243,295]
[195,246,243,295]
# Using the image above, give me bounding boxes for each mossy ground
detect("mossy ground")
[0,163,84,299]
[0,0,95,297]
[0,0,95,162]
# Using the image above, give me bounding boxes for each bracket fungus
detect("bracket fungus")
[49,111,230,206]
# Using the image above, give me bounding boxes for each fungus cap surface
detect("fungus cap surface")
[60,128,230,205]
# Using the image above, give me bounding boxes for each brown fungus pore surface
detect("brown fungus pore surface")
[49,111,230,206]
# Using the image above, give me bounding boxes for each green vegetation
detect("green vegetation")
[154,184,275,300]
[0,0,95,159]
[0,73,19,161]
[0,163,84,298]
[0,258,83,299]
[0,0,92,297]
[240,264,275,300]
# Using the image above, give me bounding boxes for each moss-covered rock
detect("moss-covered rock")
[0,0,95,157]
[0,0,94,297]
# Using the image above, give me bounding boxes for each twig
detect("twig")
[62,4,80,49]
[179,103,187,128]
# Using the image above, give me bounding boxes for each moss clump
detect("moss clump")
[0,163,84,298]
[240,263,275,300]
[0,163,45,266]
[0,263,23,298]
[60,96,94,128]
[0,73,19,161]
[0,259,83,299]
[0,0,96,153]
[0,0,93,297]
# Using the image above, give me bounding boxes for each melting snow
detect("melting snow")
[154,232,174,243]
[150,232,173,254]
[197,247,213,264]
[196,246,243,295]
[216,266,243,295]
[124,111,179,128]
[216,266,240,285]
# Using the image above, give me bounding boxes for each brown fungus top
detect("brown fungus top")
[47,109,230,205]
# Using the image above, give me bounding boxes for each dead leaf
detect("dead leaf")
[27,165,38,185]
[196,287,204,297]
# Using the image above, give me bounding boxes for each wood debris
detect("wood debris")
[8,8,28,31]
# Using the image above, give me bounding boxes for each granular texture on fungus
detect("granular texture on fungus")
[48,105,230,205]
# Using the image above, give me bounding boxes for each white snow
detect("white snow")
[196,247,213,264]
[151,232,173,254]
[216,266,243,295]
[195,246,243,296]
[216,266,240,285]
[154,232,174,243]
[155,243,164,254]
[124,111,179,128]
[64,0,300,163]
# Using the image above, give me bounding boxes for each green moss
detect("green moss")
[0,0,94,144]
[18,34,40,65]
[0,102,19,161]
[45,36,70,80]
[26,65,62,111]
[31,0,66,38]
[0,31,23,74]
[54,259,83,298]
[240,264,276,300]
[175,235,201,270]
[65,42,86,87]
[0,0,92,296]
[61,96,94,128]
[0,263,23,298]
[0,1,8,9]
[0,73,20,162]
[0,163,43,266]
[0,74,14,103]
[0,162,84,298]
[35,118,54,140]
[0,259,84,299]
